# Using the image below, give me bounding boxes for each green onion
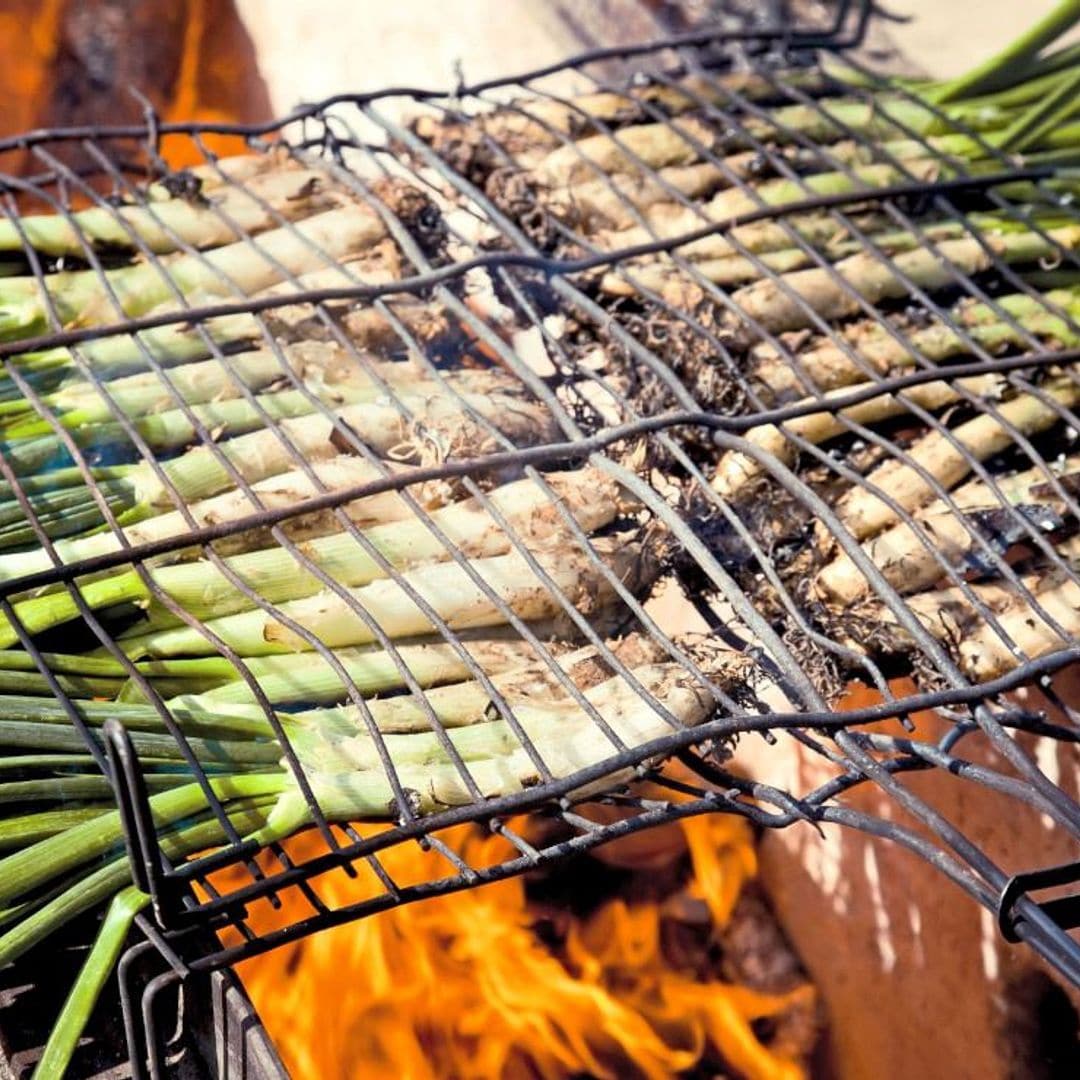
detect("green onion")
[0,167,341,258]
[2,467,623,641]
[0,200,397,341]
[0,385,556,580]
[817,458,1080,602]
[118,533,651,658]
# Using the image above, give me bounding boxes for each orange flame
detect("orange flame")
[212,795,814,1080]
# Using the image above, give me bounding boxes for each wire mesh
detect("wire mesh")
[0,2,1079,1071]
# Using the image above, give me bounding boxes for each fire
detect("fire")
[212,788,815,1080]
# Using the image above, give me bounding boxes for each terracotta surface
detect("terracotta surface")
[0,0,271,171]
[234,0,685,121]
[737,671,1080,1079]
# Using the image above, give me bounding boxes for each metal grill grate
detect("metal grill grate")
[0,1,1079,1071]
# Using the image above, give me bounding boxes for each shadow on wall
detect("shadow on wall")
[0,0,271,172]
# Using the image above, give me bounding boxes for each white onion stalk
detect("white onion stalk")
[534,117,721,188]
[156,153,282,190]
[728,225,1080,338]
[8,342,437,434]
[3,313,262,388]
[0,382,555,581]
[119,533,654,658]
[0,167,345,257]
[958,545,1080,679]
[599,219,1077,302]
[835,377,1080,541]
[601,245,823,295]
[816,459,1080,602]
[260,659,719,839]
[0,652,724,974]
[637,160,939,247]
[866,574,1042,651]
[8,637,667,738]
[0,454,444,584]
[746,286,1080,400]
[0,645,730,1080]
[120,385,551,504]
[591,205,890,268]
[595,212,1014,301]
[2,367,518,474]
[413,69,826,162]
[864,539,1080,680]
[0,187,420,340]
[3,467,626,643]
[711,375,1003,499]
[104,637,559,709]
[178,637,571,710]
[545,162,730,232]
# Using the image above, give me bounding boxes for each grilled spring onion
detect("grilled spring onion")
[501,6,1080,292]
[3,13,1078,1074]
[159,636,583,710]
[0,313,261,405]
[0,653,728,937]
[0,651,253,700]
[745,286,1080,401]
[816,459,1079,602]
[589,173,1052,283]
[1,641,733,1078]
[0,474,136,549]
[957,556,1080,678]
[0,340,434,434]
[832,377,1080,541]
[0,637,663,742]
[0,633,606,713]
[0,166,344,258]
[726,226,1080,340]
[530,94,1044,192]
[711,375,1003,499]
[0,384,556,578]
[864,536,1080,679]
[412,68,830,169]
[0,455,419,578]
[117,531,653,658]
[0,646,519,706]
[0,185,421,341]
[0,366,519,473]
[259,659,722,835]
[600,213,1080,300]
[596,210,976,295]
[576,104,1080,243]
[527,81,1080,240]
[1,467,626,642]
[524,0,1080,190]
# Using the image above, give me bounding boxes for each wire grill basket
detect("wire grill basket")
[0,1,1079,1072]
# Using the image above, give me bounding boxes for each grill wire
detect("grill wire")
[1,0,1079,1071]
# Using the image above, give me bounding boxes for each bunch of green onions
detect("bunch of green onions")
[0,132,701,1077]
[457,0,1080,682]
[453,0,1080,350]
